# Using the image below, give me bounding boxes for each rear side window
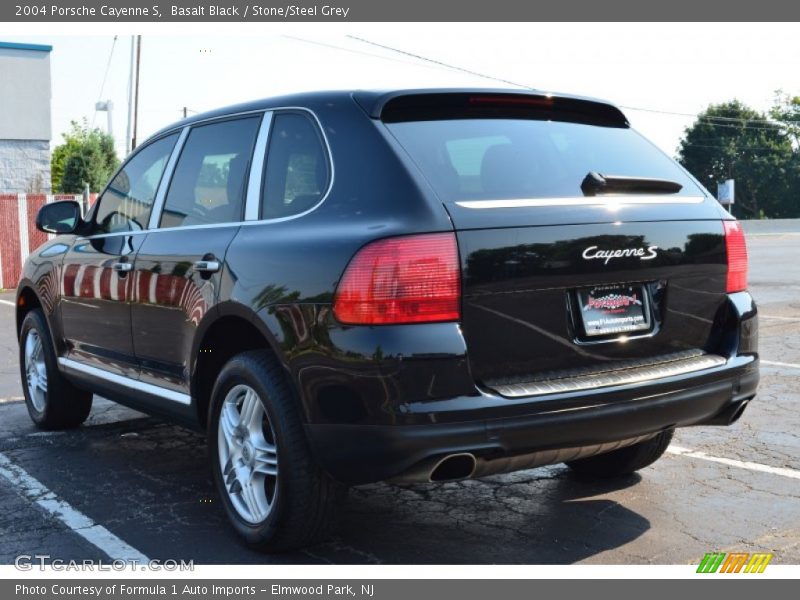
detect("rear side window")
[159,116,261,228]
[386,119,703,201]
[94,133,178,234]
[261,112,329,219]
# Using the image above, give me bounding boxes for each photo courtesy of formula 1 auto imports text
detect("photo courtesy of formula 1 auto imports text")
[0,0,798,595]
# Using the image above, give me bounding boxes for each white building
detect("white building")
[0,41,53,193]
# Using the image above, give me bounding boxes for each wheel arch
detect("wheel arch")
[15,283,42,338]
[15,277,72,369]
[190,300,291,430]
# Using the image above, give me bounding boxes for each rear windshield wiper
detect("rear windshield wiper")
[581,172,683,196]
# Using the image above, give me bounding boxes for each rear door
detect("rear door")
[59,132,179,376]
[131,114,264,394]
[384,93,731,386]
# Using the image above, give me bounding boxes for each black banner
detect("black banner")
[4,0,800,22]
[4,579,797,600]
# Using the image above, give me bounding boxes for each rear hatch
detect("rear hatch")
[380,92,733,388]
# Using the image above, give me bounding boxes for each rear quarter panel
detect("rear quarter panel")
[220,98,460,423]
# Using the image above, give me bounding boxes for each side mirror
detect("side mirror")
[36,200,83,235]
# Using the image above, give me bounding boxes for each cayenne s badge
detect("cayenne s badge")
[582,245,659,264]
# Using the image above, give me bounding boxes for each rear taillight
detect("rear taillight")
[333,233,461,325]
[723,220,748,293]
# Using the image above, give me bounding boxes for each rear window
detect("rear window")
[386,119,704,201]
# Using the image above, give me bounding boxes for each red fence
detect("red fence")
[0,193,96,290]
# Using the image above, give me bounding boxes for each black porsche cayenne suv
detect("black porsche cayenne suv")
[17,89,758,551]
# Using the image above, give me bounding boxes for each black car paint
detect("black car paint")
[132,225,242,393]
[16,89,759,485]
[457,220,730,381]
[59,233,144,379]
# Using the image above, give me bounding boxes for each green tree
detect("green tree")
[51,120,119,193]
[677,100,796,218]
[770,90,800,148]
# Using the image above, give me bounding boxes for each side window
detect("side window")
[94,133,178,234]
[159,117,261,228]
[261,112,329,219]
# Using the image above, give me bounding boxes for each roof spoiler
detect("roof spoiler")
[353,90,629,128]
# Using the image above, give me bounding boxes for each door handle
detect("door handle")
[112,262,133,272]
[193,260,220,273]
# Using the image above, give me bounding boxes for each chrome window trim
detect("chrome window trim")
[147,108,270,141]
[242,106,335,227]
[454,195,706,209]
[78,229,149,240]
[147,126,191,230]
[78,222,243,240]
[58,357,191,405]
[244,111,274,221]
[135,222,242,235]
[78,106,334,240]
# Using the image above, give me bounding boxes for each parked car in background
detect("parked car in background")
[16,89,758,551]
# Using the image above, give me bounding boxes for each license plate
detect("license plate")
[576,284,651,337]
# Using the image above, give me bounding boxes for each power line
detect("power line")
[345,34,535,90]
[281,35,454,72]
[343,35,800,129]
[684,136,792,145]
[683,120,788,132]
[622,104,800,125]
[627,107,795,129]
[679,144,792,151]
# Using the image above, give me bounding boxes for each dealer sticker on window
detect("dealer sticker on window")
[577,284,651,337]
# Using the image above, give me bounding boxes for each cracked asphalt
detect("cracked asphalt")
[0,231,798,565]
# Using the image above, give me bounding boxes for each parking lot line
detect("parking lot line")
[760,314,800,322]
[761,359,800,370]
[668,445,800,480]
[0,452,150,562]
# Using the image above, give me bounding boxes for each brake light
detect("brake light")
[723,220,748,293]
[333,233,461,325]
[468,94,554,108]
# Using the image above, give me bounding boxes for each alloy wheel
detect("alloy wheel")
[218,384,279,524]
[24,329,47,412]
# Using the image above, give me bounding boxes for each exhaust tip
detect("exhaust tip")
[704,397,753,426]
[729,399,750,424]
[429,453,477,482]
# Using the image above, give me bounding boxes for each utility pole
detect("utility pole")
[183,106,188,119]
[131,35,141,150]
[125,36,135,154]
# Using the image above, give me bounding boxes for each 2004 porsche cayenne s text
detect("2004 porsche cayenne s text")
[16,89,758,551]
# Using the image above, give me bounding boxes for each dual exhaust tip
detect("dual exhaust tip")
[399,423,735,484]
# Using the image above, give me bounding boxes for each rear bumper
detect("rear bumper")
[306,355,759,484]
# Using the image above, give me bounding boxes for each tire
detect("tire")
[208,350,346,552]
[566,429,674,479]
[19,308,92,430]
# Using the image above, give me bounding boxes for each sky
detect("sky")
[4,23,800,161]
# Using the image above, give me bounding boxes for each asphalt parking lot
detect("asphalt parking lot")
[0,228,799,565]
